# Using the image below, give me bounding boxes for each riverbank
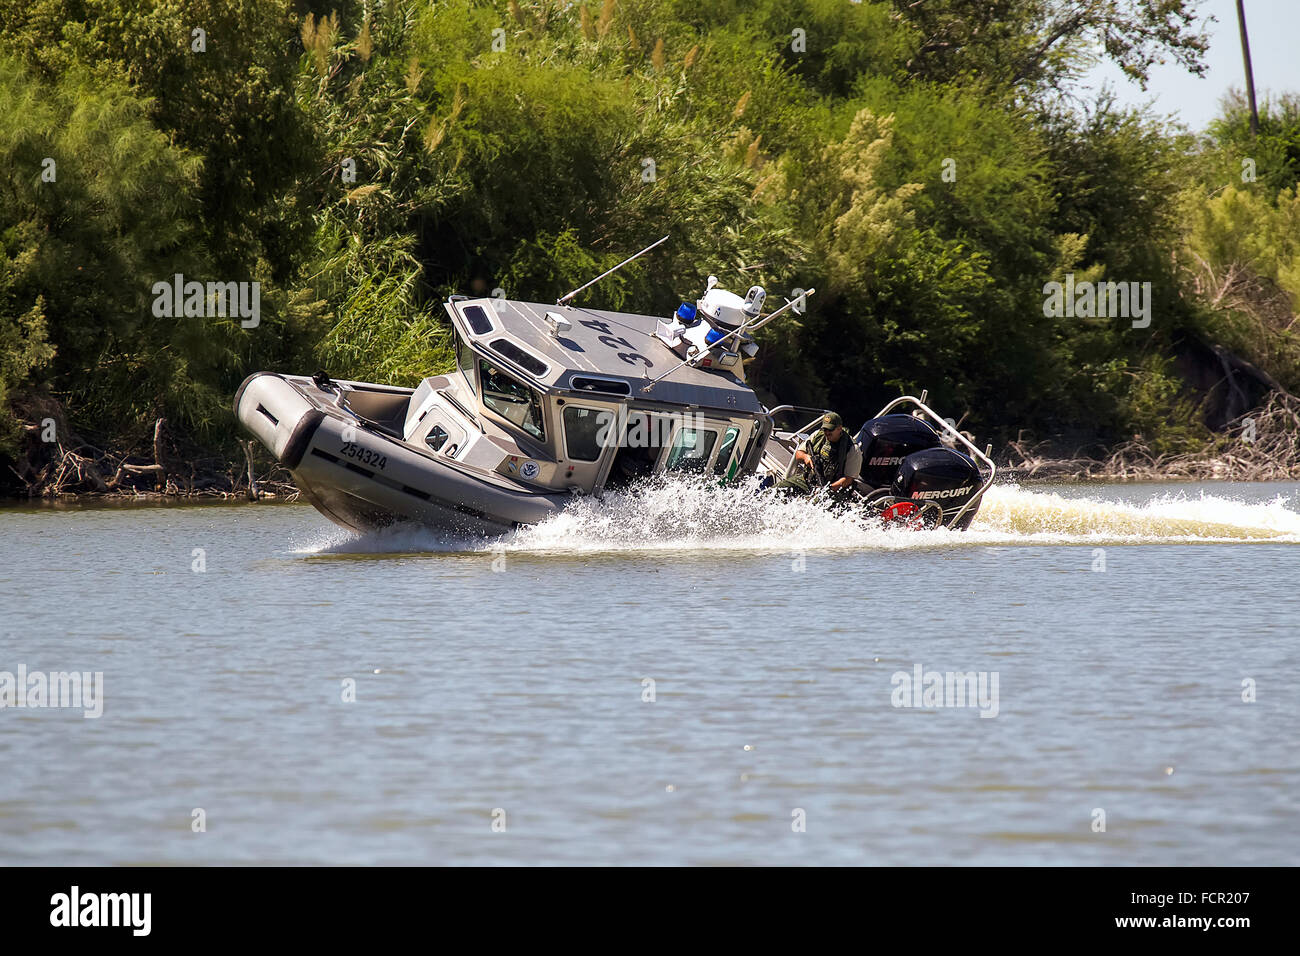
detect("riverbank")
[1006,394,1300,483]
[1005,442,1300,483]
[3,416,298,502]
[8,452,1299,503]
[7,395,1300,501]
[7,451,1299,501]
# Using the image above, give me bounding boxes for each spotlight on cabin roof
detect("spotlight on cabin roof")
[544,311,572,338]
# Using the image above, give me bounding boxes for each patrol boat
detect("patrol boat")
[235,238,995,535]
[236,237,807,534]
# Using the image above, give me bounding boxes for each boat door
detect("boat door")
[553,398,623,493]
[597,408,678,493]
[556,400,673,495]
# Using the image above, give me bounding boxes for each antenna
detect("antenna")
[640,288,815,392]
[557,235,670,307]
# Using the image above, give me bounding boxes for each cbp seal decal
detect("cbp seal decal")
[520,460,540,480]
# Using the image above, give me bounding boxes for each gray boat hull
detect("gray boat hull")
[235,372,570,536]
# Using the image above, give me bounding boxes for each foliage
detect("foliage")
[5,0,1300,481]
[891,0,1211,93]
[0,56,224,446]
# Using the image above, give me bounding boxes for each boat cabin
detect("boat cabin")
[401,294,773,496]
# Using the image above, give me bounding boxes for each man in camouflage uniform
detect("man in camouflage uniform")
[776,411,861,497]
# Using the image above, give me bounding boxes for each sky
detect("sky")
[1080,0,1300,131]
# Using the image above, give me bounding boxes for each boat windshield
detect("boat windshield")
[665,426,718,474]
[480,359,546,441]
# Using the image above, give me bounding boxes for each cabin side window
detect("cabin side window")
[713,426,741,477]
[562,406,611,462]
[455,334,477,395]
[665,427,718,474]
[479,360,546,441]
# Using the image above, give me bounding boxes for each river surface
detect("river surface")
[2,480,1298,865]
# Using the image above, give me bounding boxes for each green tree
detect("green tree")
[0,57,235,444]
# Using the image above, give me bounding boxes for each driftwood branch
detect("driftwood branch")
[244,440,259,501]
[8,411,304,500]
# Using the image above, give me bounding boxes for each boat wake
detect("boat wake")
[971,485,1300,543]
[299,477,1300,555]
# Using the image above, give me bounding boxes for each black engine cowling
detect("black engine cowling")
[855,414,940,488]
[891,447,984,530]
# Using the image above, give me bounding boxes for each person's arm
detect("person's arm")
[793,439,814,469]
[827,442,860,491]
[832,443,862,490]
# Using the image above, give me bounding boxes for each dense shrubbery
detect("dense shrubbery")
[1,0,1298,481]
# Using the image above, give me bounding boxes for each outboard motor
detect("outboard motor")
[855,414,941,489]
[891,447,984,530]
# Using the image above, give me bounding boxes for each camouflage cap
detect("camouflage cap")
[820,411,843,431]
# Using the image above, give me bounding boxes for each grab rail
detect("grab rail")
[764,404,831,439]
[875,392,996,528]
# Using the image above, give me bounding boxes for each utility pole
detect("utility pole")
[1235,0,1259,137]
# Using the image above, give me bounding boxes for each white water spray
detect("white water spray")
[302,478,1300,555]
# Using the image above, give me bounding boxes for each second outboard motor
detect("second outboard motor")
[855,414,941,489]
[891,447,984,530]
